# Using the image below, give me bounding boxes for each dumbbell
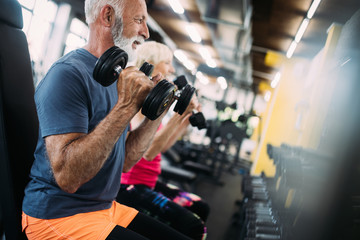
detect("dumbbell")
[140,66,196,118]
[173,76,206,130]
[189,112,207,130]
[172,75,197,115]
[93,46,195,120]
[138,62,176,120]
[173,76,207,129]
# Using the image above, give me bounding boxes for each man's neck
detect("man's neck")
[84,26,114,58]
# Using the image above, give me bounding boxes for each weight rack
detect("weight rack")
[230,143,339,240]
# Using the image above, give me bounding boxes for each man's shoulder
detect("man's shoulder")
[44,49,96,82]
[57,48,95,68]
[35,48,99,96]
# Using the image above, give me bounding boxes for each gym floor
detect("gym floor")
[193,171,243,240]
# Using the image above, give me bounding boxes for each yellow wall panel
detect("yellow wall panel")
[251,59,310,176]
[250,24,342,177]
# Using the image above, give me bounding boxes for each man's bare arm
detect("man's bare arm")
[45,67,153,193]
[46,103,136,193]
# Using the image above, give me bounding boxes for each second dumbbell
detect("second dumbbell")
[93,46,195,120]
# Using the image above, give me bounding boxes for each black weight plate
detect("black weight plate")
[173,85,189,113]
[139,61,149,73]
[93,46,115,83]
[190,112,207,129]
[139,62,154,77]
[142,80,175,120]
[142,81,166,119]
[189,112,198,126]
[142,80,176,120]
[145,64,154,77]
[173,85,196,115]
[173,75,187,90]
[141,79,167,118]
[93,46,128,86]
[102,48,128,86]
[107,48,128,79]
[155,85,176,115]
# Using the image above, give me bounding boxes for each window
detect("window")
[20,0,57,62]
[19,0,58,83]
[18,0,36,10]
[64,18,89,55]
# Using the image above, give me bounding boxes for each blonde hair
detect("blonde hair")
[135,41,173,68]
[84,0,126,24]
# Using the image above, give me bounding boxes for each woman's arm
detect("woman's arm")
[142,95,199,161]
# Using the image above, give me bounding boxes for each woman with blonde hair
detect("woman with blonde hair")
[117,41,209,240]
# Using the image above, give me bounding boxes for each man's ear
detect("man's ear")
[99,4,115,27]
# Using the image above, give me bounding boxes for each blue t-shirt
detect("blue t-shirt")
[22,48,128,219]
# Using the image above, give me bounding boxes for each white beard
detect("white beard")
[112,18,143,62]
[114,36,138,62]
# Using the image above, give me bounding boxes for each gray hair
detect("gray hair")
[135,41,174,69]
[84,0,126,24]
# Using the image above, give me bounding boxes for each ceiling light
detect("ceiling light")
[217,76,227,89]
[286,41,297,58]
[199,46,217,67]
[184,60,195,71]
[271,72,281,88]
[206,58,217,68]
[167,0,184,14]
[196,71,209,85]
[295,18,309,43]
[307,0,322,19]
[186,24,202,43]
[174,50,188,63]
[199,46,211,59]
[264,91,271,102]
[196,71,204,78]
[199,77,209,85]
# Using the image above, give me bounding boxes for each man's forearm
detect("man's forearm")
[47,104,137,193]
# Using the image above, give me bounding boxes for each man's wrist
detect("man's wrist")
[113,102,139,118]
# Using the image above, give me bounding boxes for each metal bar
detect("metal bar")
[251,45,285,55]
[201,16,246,29]
[253,70,273,80]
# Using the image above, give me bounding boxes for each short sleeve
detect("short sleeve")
[35,63,89,137]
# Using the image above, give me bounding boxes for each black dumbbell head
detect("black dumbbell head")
[141,80,176,120]
[173,84,196,115]
[173,75,188,90]
[189,112,207,129]
[93,46,128,86]
[139,61,154,77]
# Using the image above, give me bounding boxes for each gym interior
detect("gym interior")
[1,0,360,239]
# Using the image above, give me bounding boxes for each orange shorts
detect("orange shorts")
[22,201,138,240]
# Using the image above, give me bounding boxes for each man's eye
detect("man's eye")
[135,18,143,24]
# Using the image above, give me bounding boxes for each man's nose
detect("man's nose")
[140,22,150,40]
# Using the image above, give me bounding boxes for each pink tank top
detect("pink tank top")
[121,124,163,189]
